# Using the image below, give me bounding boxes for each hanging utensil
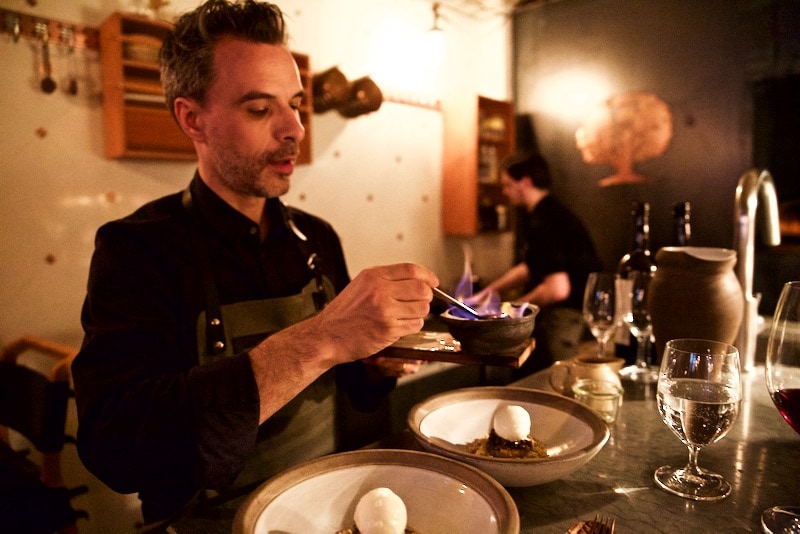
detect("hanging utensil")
[62,27,78,95]
[6,14,20,43]
[36,22,57,94]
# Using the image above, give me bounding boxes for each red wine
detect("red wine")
[772,388,800,436]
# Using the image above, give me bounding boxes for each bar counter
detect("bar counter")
[172,365,798,533]
[504,365,799,533]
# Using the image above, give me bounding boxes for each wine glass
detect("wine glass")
[582,272,617,359]
[654,338,741,501]
[762,281,800,532]
[619,270,658,383]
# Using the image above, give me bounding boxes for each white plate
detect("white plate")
[233,449,519,534]
[408,386,609,486]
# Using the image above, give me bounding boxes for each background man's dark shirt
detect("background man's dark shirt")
[521,194,602,310]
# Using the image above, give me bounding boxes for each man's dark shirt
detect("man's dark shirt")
[72,175,387,521]
[521,194,602,310]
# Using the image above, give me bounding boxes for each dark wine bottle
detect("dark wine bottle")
[615,202,657,364]
[672,201,691,246]
[618,201,657,277]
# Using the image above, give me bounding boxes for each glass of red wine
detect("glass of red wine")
[762,281,800,533]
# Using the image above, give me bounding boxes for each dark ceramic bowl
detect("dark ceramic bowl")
[440,303,538,357]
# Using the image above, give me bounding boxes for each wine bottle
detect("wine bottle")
[618,201,657,277]
[672,201,691,246]
[615,202,657,364]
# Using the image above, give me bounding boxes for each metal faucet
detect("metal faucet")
[734,169,781,372]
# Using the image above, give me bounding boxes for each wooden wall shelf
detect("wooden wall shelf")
[442,94,516,235]
[99,11,312,163]
[100,12,194,160]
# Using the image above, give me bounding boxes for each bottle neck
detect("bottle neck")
[672,202,691,246]
[618,202,656,278]
[673,221,688,246]
[632,216,651,252]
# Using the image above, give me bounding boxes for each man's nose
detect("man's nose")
[276,106,305,143]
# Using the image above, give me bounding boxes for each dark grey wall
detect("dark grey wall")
[511,0,800,312]
[512,0,750,270]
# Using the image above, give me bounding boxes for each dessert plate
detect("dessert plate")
[233,449,519,534]
[408,386,609,486]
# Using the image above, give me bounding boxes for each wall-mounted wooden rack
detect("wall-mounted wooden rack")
[384,91,442,111]
[0,8,99,50]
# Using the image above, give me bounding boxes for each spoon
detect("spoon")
[63,28,78,96]
[432,287,482,318]
[36,24,57,94]
[432,287,504,319]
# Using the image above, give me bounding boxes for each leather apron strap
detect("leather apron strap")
[181,188,334,357]
[194,277,336,363]
[181,187,340,493]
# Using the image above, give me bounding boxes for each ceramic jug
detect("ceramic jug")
[549,355,624,395]
[648,246,744,359]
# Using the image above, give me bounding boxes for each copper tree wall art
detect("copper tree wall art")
[575,91,673,187]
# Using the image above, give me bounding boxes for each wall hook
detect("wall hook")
[5,13,20,42]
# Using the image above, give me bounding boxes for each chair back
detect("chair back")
[0,336,87,533]
[0,361,70,452]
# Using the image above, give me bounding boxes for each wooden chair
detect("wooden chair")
[0,336,88,533]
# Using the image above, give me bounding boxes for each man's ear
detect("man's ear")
[174,97,204,142]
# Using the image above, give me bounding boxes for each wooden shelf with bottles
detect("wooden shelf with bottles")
[442,94,516,235]
[99,12,312,163]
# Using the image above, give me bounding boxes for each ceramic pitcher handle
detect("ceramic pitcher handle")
[549,360,571,394]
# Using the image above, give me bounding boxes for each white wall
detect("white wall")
[0,0,511,531]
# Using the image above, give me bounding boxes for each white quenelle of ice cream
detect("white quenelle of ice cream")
[492,404,531,441]
[353,487,407,534]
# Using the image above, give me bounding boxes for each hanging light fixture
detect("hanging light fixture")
[367,2,445,109]
[426,2,446,66]
[431,2,443,30]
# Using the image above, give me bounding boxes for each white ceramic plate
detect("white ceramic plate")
[233,449,519,534]
[408,386,609,487]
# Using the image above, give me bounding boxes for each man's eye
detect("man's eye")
[248,108,269,117]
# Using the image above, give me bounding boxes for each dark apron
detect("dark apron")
[183,189,338,491]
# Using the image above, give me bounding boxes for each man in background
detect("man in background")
[474,152,601,374]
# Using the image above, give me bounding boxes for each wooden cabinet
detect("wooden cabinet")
[99,12,312,163]
[292,53,312,165]
[442,95,516,235]
[99,12,192,160]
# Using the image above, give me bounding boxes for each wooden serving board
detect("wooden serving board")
[376,331,533,368]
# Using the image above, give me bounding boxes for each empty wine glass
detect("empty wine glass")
[619,270,658,383]
[655,338,741,501]
[582,272,617,359]
[761,281,800,533]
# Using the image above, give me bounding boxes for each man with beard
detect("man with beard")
[71,0,437,526]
